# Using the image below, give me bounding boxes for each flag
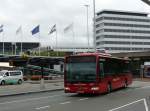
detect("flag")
[142,0,150,5]
[0,25,4,33]
[16,26,22,35]
[49,24,56,34]
[64,23,73,33]
[31,25,39,35]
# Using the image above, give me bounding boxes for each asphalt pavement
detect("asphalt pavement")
[0,81,150,111]
[0,81,63,97]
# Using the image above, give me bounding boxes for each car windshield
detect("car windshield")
[66,56,96,83]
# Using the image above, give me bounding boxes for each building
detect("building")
[0,42,39,55]
[95,9,150,53]
[35,46,96,52]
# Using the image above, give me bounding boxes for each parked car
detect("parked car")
[0,70,23,85]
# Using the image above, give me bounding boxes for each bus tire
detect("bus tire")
[107,83,112,93]
[124,80,128,88]
[1,80,5,85]
[18,79,22,84]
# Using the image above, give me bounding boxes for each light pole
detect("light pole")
[93,0,96,52]
[84,5,90,52]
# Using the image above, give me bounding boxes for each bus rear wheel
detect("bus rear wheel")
[107,84,112,93]
[18,79,22,84]
[124,80,128,88]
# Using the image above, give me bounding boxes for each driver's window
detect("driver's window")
[5,72,9,76]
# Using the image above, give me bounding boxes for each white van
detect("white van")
[0,70,23,85]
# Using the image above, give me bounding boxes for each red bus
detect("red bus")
[64,52,132,94]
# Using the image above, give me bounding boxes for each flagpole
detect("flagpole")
[12,43,13,55]
[39,27,41,56]
[47,46,49,56]
[93,0,96,52]
[39,38,41,56]
[56,26,58,56]
[15,42,16,55]
[84,5,90,52]
[2,31,4,55]
[21,27,23,55]
[15,31,17,55]
[71,23,75,53]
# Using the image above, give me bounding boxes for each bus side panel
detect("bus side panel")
[98,81,108,93]
[126,73,133,85]
[111,75,124,90]
[99,76,114,93]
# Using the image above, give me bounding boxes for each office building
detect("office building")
[95,10,150,53]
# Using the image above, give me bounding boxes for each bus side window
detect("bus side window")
[99,63,104,78]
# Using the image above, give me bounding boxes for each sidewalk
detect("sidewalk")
[134,78,150,82]
[0,81,64,97]
[130,79,150,88]
[25,79,64,84]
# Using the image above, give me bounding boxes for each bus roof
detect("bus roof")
[68,52,130,61]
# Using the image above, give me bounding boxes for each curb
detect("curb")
[0,88,64,98]
[25,80,64,84]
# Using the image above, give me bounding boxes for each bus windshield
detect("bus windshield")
[66,56,96,83]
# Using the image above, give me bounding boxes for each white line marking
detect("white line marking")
[35,105,50,110]
[0,94,63,105]
[144,99,149,111]
[108,98,145,111]
[79,98,89,101]
[60,101,71,105]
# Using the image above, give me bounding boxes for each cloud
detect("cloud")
[0,0,150,47]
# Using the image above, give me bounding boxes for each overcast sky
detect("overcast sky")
[0,0,150,47]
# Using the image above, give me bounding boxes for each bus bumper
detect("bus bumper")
[64,86,100,94]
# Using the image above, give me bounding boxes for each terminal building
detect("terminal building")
[95,9,150,53]
[0,42,39,55]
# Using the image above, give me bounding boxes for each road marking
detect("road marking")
[35,105,50,110]
[144,99,149,111]
[79,98,89,101]
[60,101,71,105]
[0,94,63,105]
[108,98,146,111]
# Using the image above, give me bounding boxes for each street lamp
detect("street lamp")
[84,5,90,52]
[93,0,96,52]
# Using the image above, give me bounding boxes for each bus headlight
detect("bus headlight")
[91,87,99,91]
[65,87,70,90]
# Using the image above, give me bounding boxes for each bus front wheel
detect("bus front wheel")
[1,80,5,85]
